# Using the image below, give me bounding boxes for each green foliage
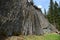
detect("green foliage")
[44,34,60,40]
[24,34,60,40]
[47,0,54,24]
[47,0,60,30]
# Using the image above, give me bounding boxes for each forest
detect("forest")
[46,0,60,31]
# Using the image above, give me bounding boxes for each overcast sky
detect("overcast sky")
[33,0,60,13]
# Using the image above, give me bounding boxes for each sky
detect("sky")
[33,0,60,13]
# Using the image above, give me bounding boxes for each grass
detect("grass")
[24,33,60,40]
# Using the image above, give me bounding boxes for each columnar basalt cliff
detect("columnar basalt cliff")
[0,0,58,36]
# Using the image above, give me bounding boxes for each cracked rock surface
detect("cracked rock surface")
[0,0,58,36]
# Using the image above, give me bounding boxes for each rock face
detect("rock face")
[0,0,58,36]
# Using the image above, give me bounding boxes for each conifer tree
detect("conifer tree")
[47,0,54,24]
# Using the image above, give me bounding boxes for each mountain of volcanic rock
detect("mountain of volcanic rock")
[0,0,58,36]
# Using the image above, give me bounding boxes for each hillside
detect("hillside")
[0,0,59,38]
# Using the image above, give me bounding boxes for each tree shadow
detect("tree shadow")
[0,35,7,40]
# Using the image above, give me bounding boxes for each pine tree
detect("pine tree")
[44,8,46,15]
[53,1,58,27]
[56,1,60,30]
[47,0,54,24]
[47,0,60,30]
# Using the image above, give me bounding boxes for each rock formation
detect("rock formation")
[0,0,58,36]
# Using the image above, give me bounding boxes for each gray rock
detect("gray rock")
[0,0,58,36]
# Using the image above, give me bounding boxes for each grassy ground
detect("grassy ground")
[24,33,60,40]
